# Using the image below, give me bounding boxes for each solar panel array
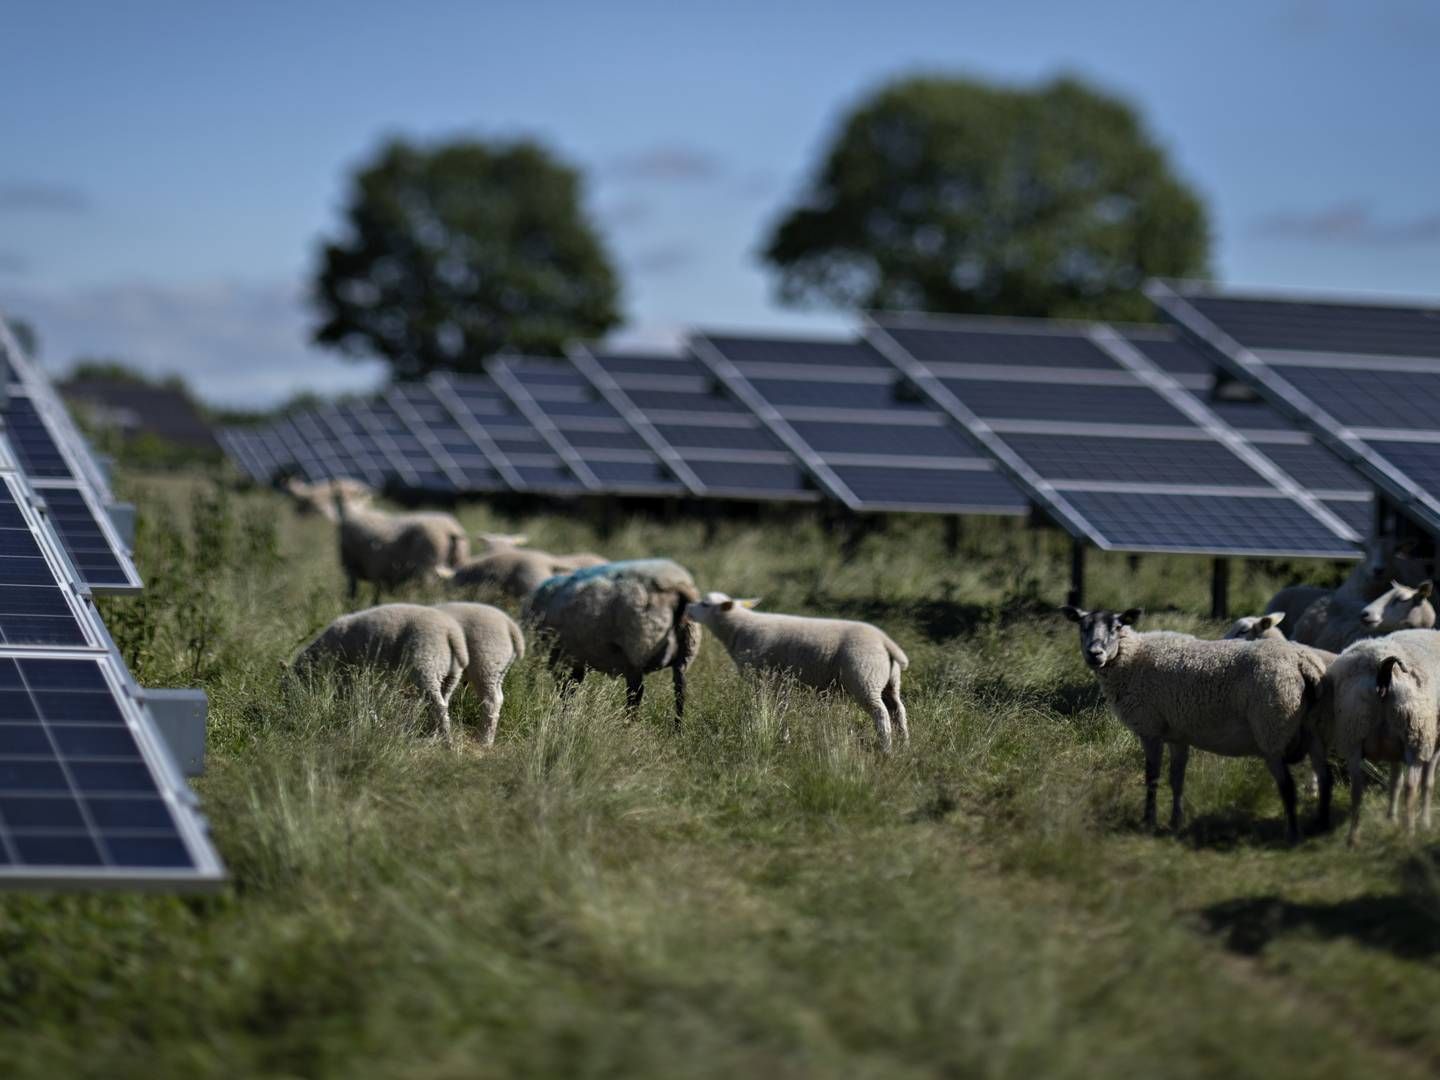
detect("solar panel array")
[0,319,225,889]
[1150,281,1440,538]
[865,314,1362,557]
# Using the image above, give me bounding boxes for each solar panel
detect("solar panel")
[690,333,1029,515]
[572,349,817,502]
[866,313,1361,557]
[1149,280,1440,537]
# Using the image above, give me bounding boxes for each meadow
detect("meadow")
[2,470,1439,1078]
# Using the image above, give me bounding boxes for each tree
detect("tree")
[763,75,1210,322]
[313,137,622,379]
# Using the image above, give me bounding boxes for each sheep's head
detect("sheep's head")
[1224,612,1285,641]
[1060,605,1142,670]
[685,591,761,625]
[1358,580,1435,632]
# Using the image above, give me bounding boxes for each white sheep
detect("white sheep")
[285,476,373,521]
[1291,580,1435,652]
[684,592,910,752]
[1265,536,1428,629]
[433,601,526,746]
[1322,629,1440,845]
[290,603,469,741]
[1061,605,1331,842]
[451,533,609,600]
[1222,612,1287,641]
[333,486,469,602]
[524,559,702,722]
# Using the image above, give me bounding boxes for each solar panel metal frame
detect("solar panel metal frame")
[1148,278,1440,537]
[383,384,497,493]
[866,312,1362,558]
[488,357,604,492]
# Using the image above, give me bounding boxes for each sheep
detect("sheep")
[1322,629,1440,845]
[1265,536,1428,629]
[285,476,373,521]
[1061,605,1331,842]
[451,534,609,601]
[1291,579,1435,652]
[524,558,701,723]
[290,603,468,741]
[1222,612,1287,641]
[684,592,910,752]
[433,602,525,746]
[333,486,469,602]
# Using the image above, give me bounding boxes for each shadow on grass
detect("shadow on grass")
[1201,891,1440,960]
[815,593,1060,643]
[1177,808,1331,853]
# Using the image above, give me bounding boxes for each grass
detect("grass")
[2,470,1438,1077]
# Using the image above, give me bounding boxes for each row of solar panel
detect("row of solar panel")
[222,315,1377,559]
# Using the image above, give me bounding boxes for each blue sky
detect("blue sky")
[1,0,1437,405]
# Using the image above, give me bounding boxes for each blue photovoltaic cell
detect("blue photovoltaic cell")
[1323,500,1374,536]
[512,464,586,491]
[1188,296,1440,358]
[0,656,198,872]
[1363,441,1440,499]
[999,434,1270,486]
[701,336,880,368]
[787,420,985,458]
[939,380,1191,426]
[1061,491,1354,555]
[831,465,1026,510]
[1126,335,1218,375]
[1249,441,1371,492]
[880,325,1122,370]
[560,427,652,453]
[1275,367,1440,431]
[1206,399,1298,431]
[586,460,676,488]
[685,459,814,497]
[621,388,737,414]
[0,486,87,647]
[38,489,127,587]
[652,423,779,452]
[745,377,901,410]
[2,396,71,479]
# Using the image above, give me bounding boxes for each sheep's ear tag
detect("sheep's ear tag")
[1120,608,1143,626]
[739,598,761,609]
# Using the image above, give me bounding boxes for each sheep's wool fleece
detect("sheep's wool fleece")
[527,559,699,676]
[434,602,526,680]
[705,609,906,698]
[1096,633,1325,759]
[296,604,467,677]
[454,549,579,599]
[1327,629,1440,763]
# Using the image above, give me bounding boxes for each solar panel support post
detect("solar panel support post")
[1211,557,1230,620]
[1068,540,1086,609]
[945,515,962,554]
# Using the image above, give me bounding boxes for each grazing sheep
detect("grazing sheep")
[684,592,910,751]
[1061,605,1331,842]
[1291,580,1435,652]
[451,534,609,600]
[525,559,701,722]
[285,476,373,521]
[1223,613,1287,641]
[433,602,525,746]
[1323,629,1440,845]
[334,487,469,602]
[291,603,468,740]
[1265,536,1429,629]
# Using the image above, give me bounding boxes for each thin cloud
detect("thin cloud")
[607,145,724,184]
[1253,201,1440,246]
[629,243,698,275]
[599,195,654,230]
[0,182,90,215]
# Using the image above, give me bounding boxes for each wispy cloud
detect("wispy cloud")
[629,243,698,275]
[0,279,386,407]
[606,144,724,185]
[1253,201,1440,246]
[598,195,654,231]
[0,182,90,215]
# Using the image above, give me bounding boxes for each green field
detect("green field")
[3,471,1438,1079]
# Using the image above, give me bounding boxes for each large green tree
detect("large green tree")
[763,75,1210,322]
[313,137,621,378]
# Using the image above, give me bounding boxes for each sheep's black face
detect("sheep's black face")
[1060,606,1142,670]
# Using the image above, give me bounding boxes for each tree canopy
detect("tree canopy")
[313,137,621,379]
[762,75,1210,322]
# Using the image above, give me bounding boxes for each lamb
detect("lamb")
[333,486,469,602]
[1291,580,1435,652]
[285,476,373,521]
[1222,613,1287,641]
[1265,536,1428,629]
[433,602,526,746]
[524,559,702,722]
[451,533,609,600]
[684,592,909,752]
[290,603,468,741]
[1322,629,1440,845]
[1061,605,1331,842]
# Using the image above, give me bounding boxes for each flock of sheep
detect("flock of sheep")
[283,477,1440,845]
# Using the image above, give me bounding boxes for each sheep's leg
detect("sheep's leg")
[346,573,358,603]
[671,666,685,728]
[864,692,893,754]
[625,674,644,718]
[1167,742,1189,833]
[1387,763,1403,821]
[1403,754,1422,834]
[479,678,503,747]
[547,645,584,696]
[1265,755,1300,845]
[1140,736,1163,831]
[882,672,908,747]
[1347,755,1367,847]
[1309,735,1333,831]
[1421,756,1437,830]
[371,583,383,607]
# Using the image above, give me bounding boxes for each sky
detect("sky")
[1,0,1437,406]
